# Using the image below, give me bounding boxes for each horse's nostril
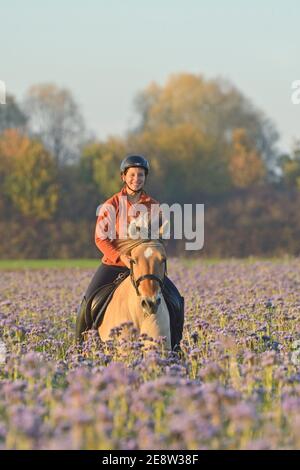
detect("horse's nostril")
[146,300,155,310]
[141,297,160,313]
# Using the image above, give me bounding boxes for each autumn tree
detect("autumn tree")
[0,129,58,220]
[23,84,86,166]
[81,136,127,200]
[127,123,231,201]
[228,128,265,188]
[132,73,279,178]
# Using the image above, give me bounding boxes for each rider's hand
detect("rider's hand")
[119,254,132,269]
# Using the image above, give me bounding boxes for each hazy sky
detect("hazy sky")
[1,0,299,152]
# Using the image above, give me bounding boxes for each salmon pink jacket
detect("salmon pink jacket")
[95,186,160,267]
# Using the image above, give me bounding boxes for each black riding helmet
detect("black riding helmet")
[120,155,150,175]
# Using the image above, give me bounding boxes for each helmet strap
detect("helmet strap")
[125,182,143,194]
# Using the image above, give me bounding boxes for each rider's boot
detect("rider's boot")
[165,294,184,352]
[75,296,88,344]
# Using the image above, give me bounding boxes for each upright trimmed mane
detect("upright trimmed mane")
[114,210,168,256]
[114,237,166,256]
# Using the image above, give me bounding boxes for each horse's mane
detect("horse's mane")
[114,237,166,256]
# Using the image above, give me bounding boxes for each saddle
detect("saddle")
[86,271,130,330]
[85,271,184,350]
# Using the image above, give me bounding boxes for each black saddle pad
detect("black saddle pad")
[85,271,130,330]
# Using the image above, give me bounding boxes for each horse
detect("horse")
[97,216,172,349]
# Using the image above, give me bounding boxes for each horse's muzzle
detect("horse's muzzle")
[141,296,161,315]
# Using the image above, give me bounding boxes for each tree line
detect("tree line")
[0,73,299,259]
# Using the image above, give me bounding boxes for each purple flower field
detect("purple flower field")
[1,259,300,450]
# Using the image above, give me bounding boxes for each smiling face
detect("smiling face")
[122,167,146,192]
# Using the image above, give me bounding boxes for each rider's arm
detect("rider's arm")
[95,199,121,263]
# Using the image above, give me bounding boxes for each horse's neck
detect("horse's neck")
[117,277,171,348]
[125,277,145,328]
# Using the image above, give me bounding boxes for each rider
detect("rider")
[76,154,184,349]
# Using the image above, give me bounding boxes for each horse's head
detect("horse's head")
[130,241,167,315]
[128,212,168,314]
[116,212,169,316]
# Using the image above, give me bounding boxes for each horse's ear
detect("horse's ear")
[159,219,169,239]
[147,213,166,240]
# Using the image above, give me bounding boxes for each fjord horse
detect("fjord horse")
[98,218,171,349]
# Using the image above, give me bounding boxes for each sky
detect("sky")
[1,0,300,152]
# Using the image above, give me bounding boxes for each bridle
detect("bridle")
[129,256,168,297]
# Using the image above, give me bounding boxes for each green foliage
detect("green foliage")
[127,123,231,200]
[81,137,126,199]
[0,94,27,132]
[280,142,300,189]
